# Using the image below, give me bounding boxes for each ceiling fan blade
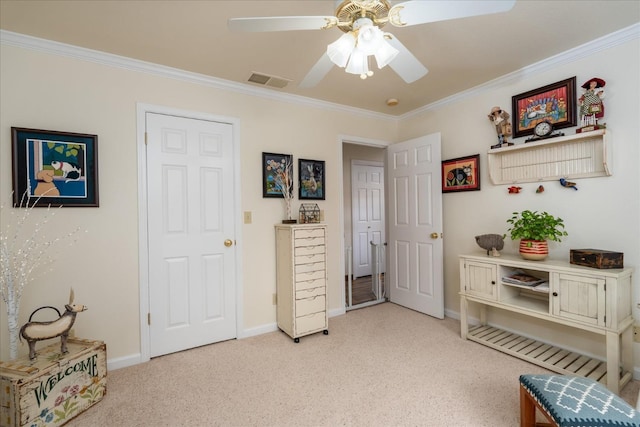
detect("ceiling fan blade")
[389,0,515,27]
[228,16,337,32]
[385,35,428,84]
[299,53,335,88]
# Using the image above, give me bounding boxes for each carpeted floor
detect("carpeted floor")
[67,302,639,426]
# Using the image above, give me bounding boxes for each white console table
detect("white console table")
[459,253,633,393]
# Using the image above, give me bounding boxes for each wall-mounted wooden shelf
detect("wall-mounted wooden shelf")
[487,130,610,185]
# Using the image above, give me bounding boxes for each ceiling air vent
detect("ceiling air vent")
[248,72,291,89]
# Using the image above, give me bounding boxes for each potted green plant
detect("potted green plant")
[506,210,568,260]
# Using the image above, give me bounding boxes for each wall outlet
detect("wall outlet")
[634,325,640,343]
[272,293,277,305]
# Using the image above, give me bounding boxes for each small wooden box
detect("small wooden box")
[570,249,624,269]
[0,338,107,427]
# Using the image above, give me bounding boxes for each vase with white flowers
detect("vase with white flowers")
[267,156,295,223]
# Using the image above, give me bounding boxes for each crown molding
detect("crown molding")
[401,23,640,120]
[2,23,638,122]
[0,29,396,123]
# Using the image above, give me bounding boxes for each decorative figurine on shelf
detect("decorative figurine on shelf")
[488,106,513,149]
[559,178,578,190]
[577,77,606,133]
[475,234,505,257]
[536,185,545,193]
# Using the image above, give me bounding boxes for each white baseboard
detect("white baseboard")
[238,322,278,339]
[107,353,143,371]
[329,306,346,317]
[444,308,460,320]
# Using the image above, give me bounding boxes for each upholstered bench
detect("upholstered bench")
[519,374,640,427]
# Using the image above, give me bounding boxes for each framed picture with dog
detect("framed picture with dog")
[11,127,99,207]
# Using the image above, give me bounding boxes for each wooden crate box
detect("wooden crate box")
[0,338,107,427]
[570,248,624,269]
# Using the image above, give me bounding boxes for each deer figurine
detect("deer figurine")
[19,289,88,360]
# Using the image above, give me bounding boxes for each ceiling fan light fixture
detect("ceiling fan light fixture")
[374,38,399,68]
[327,32,356,68]
[356,24,384,55]
[345,47,369,76]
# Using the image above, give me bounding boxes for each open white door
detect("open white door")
[387,133,443,318]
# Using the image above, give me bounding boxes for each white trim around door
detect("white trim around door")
[136,103,243,364]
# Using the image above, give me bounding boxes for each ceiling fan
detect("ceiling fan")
[228,0,516,88]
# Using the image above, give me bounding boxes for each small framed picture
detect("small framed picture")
[11,127,99,207]
[511,77,577,138]
[262,152,293,198]
[299,159,325,200]
[442,154,480,193]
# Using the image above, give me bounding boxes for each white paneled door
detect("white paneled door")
[146,112,236,357]
[351,161,385,279]
[387,134,444,318]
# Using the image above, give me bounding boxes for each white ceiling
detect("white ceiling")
[1,1,638,115]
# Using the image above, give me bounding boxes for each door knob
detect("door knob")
[224,239,233,247]
[430,232,439,239]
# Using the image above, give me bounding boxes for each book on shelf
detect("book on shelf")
[532,281,549,292]
[502,271,546,286]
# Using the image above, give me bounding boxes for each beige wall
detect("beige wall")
[2,30,639,371]
[400,37,640,366]
[0,42,397,363]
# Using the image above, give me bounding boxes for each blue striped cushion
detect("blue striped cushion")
[519,374,640,427]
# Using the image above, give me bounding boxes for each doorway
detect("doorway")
[340,133,444,319]
[343,143,386,309]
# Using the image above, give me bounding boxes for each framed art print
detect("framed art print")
[262,152,293,198]
[442,154,480,193]
[299,158,325,200]
[11,127,99,207]
[511,77,577,138]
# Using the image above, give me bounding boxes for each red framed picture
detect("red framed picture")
[511,77,577,138]
[442,154,480,193]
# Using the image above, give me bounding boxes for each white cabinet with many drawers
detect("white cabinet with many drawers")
[275,224,328,342]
